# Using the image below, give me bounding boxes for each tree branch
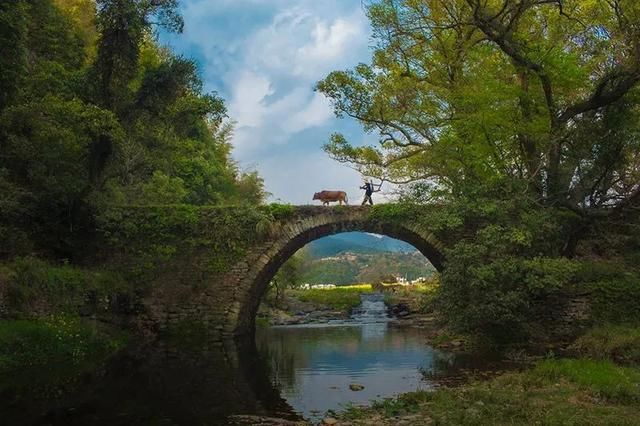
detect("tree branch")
[559,69,640,123]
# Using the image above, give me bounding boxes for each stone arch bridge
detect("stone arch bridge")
[130,206,446,341]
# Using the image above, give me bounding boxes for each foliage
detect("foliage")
[0,317,128,372]
[288,285,374,311]
[264,203,295,220]
[3,257,129,314]
[423,183,581,343]
[268,252,305,308]
[0,0,265,260]
[574,262,640,324]
[318,0,640,216]
[572,325,640,367]
[0,1,28,110]
[368,203,420,223]
[96,205,269,280]
[0,173,33,256]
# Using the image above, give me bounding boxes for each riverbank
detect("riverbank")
[257,285,374,326]
[258,283,434,325]
[328,359,640,425]
[258,283,470,352]
[0,259,132,374]
[231,321,640,426]
[320,325,640,426]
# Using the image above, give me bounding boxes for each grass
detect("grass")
[534,358,640,403]
[0,317,128,373]
[381,281,438,308]
[338,358,640,425]
[287,283,434,312]
[288,284,375,311]
[572,325,640,366]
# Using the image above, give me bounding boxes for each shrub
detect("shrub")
[264,203,294,220]
[4,257,129,314]
[289,285,374,311]
[423,183,582,344]
[0,317,127,372]
[438,247,579,343]
[572,325,640,366]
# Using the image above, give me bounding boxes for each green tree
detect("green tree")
[1,97,122,252]
[270,252,306,307]
[0,0,265,259]
[318,0,640,217]
[317,1,640,342]
[0,1,28,111]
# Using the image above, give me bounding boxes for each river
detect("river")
[0,295,501,425]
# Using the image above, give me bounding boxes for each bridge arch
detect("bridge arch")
[228,207,445,337]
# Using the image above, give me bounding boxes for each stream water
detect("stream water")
[0,294,503,425]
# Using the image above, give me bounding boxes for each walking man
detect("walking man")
[360,180,380,205]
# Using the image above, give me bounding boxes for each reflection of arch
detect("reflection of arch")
[0,337,299,424]
[230,210,445,337]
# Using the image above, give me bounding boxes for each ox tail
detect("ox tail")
[344,193,349,205]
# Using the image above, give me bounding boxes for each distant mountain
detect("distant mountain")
[300,251,435,285]
[306,232,417,258]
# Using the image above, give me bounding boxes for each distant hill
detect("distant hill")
[300,251,435,285]
[307,232,417,258]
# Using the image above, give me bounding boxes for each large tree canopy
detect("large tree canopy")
[317,0,640,213]
[0,0,265,258]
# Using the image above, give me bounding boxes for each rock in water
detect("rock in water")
[349,383,365,391]
[322,417,338,425]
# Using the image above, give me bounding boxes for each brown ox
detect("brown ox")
[312,190,348,206]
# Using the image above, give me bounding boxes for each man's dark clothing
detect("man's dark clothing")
[361,183,374,205]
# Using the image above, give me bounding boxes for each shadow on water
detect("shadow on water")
[0,336,300,426]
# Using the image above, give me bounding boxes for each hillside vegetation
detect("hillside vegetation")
[0,0,266,372]
[300,251,435,285]
[0,0,265,261]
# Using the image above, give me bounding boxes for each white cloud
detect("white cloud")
[163,1,373,203]
[221,4,369,160]
[294,16,365,77]
[245,7,368,79]
[228,71,273,128]
[283,92,333,134]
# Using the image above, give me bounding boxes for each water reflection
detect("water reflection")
[0,324,498,425]
[256,323,452,421]
[0,338,299,426]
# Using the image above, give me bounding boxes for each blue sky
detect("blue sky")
[160,0,380,204]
